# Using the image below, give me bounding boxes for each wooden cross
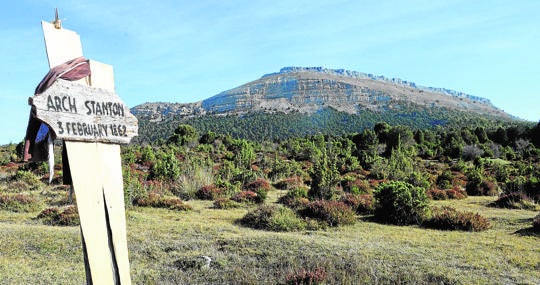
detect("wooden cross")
[30,14,136,285]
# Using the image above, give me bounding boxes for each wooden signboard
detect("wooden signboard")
[29,79,138,144]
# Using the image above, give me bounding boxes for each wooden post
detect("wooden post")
[32,18,137,285]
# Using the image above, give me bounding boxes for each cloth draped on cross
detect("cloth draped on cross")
[23,56,91,183]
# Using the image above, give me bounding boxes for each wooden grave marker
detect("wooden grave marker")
[28,13,137,285]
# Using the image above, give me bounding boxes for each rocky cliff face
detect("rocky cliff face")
[132,67,509,120]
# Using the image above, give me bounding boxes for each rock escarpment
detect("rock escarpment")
[132,67,509,120]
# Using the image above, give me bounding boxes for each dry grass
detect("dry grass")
[0,189,538,284]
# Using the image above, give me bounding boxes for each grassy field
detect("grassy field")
[0,189,539,284]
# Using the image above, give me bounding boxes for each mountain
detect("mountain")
[132,67,518,143]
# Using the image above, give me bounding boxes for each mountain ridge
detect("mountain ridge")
[132,66,507,121]
[131,66,519,143]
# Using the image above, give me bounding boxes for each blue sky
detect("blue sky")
[1,0,539,144]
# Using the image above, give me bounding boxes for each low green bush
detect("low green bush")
[135,192,192,211]
[300,200,356,227]
[14,170,43,190]
[0,193,42,212]
[374,181,430,225]
[213,198,241,209]
[240,204,305,232]
[423,206,490,232]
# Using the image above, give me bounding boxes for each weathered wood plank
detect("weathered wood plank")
[41,20,84,68]
[29,79,138,144]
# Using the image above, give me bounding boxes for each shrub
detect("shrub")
[344,179,372,195]
[274,176,304,190]
[447,187,467,200]
[135,192,192,211]
[278,195,310,210]
[231,190,261,204]
[213,198,241,209]
[14,170,43,190]
[0,193,42,212]
[300,200,356,227]
[339,193,374,214]
[246,179,271,202]
[490,192,539,210]
[37,205,80,226]
[240,204,305,232]
[426,189,448,200]
[285,267,327,285]
[423,206,490,232]
[244,178,271,192]
[374,181,430,225]
[533,213,540,232]
[196,184,223,200]
[466,169,499,196]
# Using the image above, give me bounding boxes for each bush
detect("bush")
[447,187,467,200]
[273,176,304,190]
[245,178,271,202]
[339,193,374,214]
[466,169,499,196]
[213,198,241,209]
[300,200,356,227]
[278,195,310,210]
[37,205,80,226]
[244,178,271,192]
[285,267,327,285]
[343,179,372,195]
[135,192,192,211]
[533,213,540,232]
[490,192,539,210]
[14,170,43,190]
[423,206,491,232]
[427,189,448,200]
[231,190,261,204]
[0,193,42,212]
[196,184,223,200]
[240,204,305,232]
[374,181,430,225]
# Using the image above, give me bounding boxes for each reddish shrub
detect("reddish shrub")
[300,200,356,226]
[274,176,304,190]
[447,186,467,200]
[340,193,374,214]
[423,206,490,232]
[244,178,271,192]
[285,267,327,285]
[196,184,223,200]
[37,205,80,226]
[231,190,261,204]
[427,189,448,200]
